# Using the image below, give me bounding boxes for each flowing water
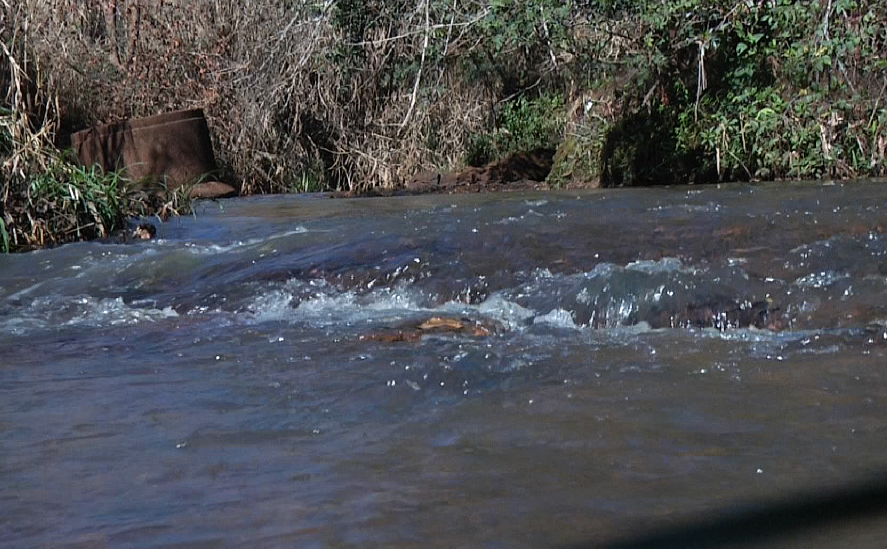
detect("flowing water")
[3,181,887,548]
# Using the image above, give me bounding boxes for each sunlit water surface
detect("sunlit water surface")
[3,182,887,548]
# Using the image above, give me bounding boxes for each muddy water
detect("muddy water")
[2,181,887,548]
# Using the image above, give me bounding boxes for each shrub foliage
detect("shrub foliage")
[3,0,886,222]
[1,1,189,252]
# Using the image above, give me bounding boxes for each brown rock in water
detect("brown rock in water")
[107,222,156,243]
[360,315,502,342]
[132,223,156,240]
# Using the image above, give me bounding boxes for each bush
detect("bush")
[10,0,580,194]
[1,2,188,252]
[4,0,886,236]
[466,94,565,166]
[595,0,887,184]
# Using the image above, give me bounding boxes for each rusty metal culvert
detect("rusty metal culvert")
[71,108,236,198]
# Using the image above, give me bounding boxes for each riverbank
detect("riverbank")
[3,1,885,251]
[0,142,190,252]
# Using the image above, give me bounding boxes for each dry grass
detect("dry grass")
[17,0,500,194]
[4,0,884,241]
[3,0,546,250]
[1,0,192,251]
[1,2,61,183]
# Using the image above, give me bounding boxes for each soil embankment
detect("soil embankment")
[337,148,591,197]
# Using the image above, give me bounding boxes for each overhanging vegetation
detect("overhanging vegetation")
[2,0,886,250]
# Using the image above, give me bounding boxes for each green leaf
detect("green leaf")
[756,107,777,120]
[0,217,9,253]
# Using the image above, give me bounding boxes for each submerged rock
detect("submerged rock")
[132,223,157,240]
[357,300,785,344]
[643,299,783,331]
[106,222,157,244]
[360,315,503,343]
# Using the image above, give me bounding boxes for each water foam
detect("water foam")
[182,227,310,255]
[0,294,178,335]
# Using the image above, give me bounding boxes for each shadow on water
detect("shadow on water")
[573,477,887,549]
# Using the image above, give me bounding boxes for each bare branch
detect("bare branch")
[401,0,429,129]
[347,8,490,47]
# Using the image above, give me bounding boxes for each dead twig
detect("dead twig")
[401,0,429,129]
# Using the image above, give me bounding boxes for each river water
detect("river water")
[3,181,887,548]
